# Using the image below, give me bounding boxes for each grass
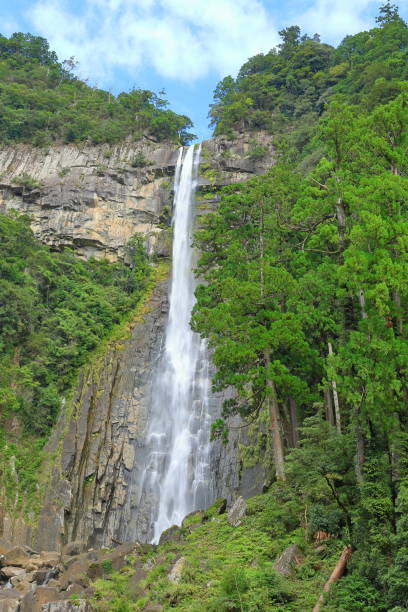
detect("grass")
[90,490,347,611]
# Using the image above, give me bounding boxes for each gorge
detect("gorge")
[0,11,407,611]
[0,131,274,554]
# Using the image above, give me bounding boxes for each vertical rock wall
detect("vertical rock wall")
[0,131,275,550]
[35,272,169,551]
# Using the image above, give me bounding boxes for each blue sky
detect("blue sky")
[2,0,408,140]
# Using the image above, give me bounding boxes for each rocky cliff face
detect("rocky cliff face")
[0,141,176,261]
[0,131,273,261]
[0,131,274,552]
[34,270,169,552]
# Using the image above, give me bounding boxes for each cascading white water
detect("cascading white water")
[138,143,214,544]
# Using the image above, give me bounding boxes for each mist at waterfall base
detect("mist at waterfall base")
[137,144,216,545]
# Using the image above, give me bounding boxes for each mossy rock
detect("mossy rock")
[182,510,205,530]
[158,525,183,545]
[204,497,227,519]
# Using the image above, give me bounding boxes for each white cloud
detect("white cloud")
[23,0,408,88]
[27,0,279,84]
[296,0,408,43]
[1,16,20,37]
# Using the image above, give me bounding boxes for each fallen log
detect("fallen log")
[312,545,353,612]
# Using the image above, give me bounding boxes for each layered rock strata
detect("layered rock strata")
[0,131,274,261]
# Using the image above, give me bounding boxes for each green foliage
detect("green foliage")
[0,212,150,475]
[89,486,346,611]
[331,574,388,611]
[0,430,45,514]
[247,143,269,161]
[0,32,195,145]
[12,173,42,190]
[209,8,408,162]
[130,151,152,168]
[209,566,249,611]
[92,569,136,611]
[194,10,408,605]
[101,559,113,574]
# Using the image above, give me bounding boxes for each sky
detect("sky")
[1,0,408,140]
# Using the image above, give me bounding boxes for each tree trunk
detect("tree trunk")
[393,289,403,335]
[289,397,299,447]
[267,384,286,481]
[324,388,335,426]
[355,405,365,486]
[313,546,353,612]
[282,400,292,449]
[328,342,341,434]
[358,289,368,319]
[388,442,397,534]
[264,351,285,481]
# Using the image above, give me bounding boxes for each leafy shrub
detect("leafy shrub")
[331,574,387,612]
[130,151,152,168]
[308,505,344,538]
[210,565,294,611]
[247,144,268,161]
[12,173,42,190]
[58,167,70,178]
[101,559,113,574]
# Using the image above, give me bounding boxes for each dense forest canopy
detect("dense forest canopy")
[191,4,408,610]
[209,4,408,159]
[0,32,195,145]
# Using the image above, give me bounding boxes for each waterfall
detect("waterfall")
[138,143,215,544]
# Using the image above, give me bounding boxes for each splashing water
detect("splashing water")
[139,143,214,544]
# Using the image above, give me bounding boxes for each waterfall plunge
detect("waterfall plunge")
[140,144,214,544]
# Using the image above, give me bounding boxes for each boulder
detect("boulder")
[9,574,32,593]
[31,586,61,609]
[62,542,85,557]
[39,552,60,567]
[273,545,304,577]
[158,525,183,545]
[19,591,37,612]
[0,597,20,612]
[167,558,186,584]
[1,546,34,568]
[227,497,247,527]
[0,567,26,579]
[57,558,92,591]
[64,583,86,598]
